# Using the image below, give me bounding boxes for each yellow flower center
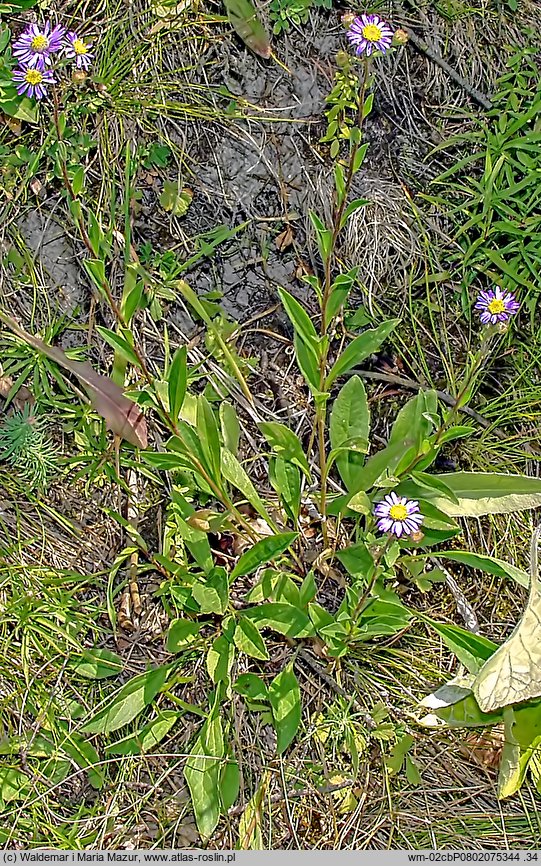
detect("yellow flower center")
[487,298,506,315]
[31,34,48,51]
[362,23,382,42]
[73,39,88,55]
[389,504,408,521]
[25,69,43,85]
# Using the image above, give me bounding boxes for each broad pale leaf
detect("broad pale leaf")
[474,526,541,712]
[420,472,541,517]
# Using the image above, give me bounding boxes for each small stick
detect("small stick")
[395,15,492,111]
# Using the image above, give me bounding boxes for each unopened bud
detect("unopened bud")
[336,49,350,68]
[72,70,87,86]
[496,321,509,334]
[341,11,356,28]
[393,28,409,45]
[410,530,425,544]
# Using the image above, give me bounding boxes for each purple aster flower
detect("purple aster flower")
[374,493,423,538]
[12,21,65,68]
[347,13,394,57]
[63,32,94,70]
[12,64,55,100]
[474,287,520,326]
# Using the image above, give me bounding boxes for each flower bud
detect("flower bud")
[72,69,87,86]
[336,49,350,68]
[393,28,409,45]
[410,530,425,544]
[341,11,356,28]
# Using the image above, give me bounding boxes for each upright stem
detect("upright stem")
[50,89,259,542]
[315,58,370,543]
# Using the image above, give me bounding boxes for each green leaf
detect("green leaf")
[168,345,188,423]
[0,768,30,802]
[80,665,170,734]
[259,421,310,476]
[121,278,144,324]
[71,166,85,196]
[234,617,269,660]
[69,648,124,679]
[219,401,240,455]
[96,326,141,369]
[277,287,320,359]
[172,513,213,574]
[83,258,107,293]
[234,673,268,701]
[294,332,321,393]
[325,320,398,387]
[499,703,541,798]
[160,180,193,216]
[385,732,414,776]
[339,197,369,229]
[207,634,235,686]
[221,449,274,525]
[389,391,438,452]
[0,92,38,124]
[420,678,504,729]
[61,731,104,789]
[192,568,229,614]
[330,375,369,492]
[423,618,497,674]
[309,211,332,262]
[436,550,529,589]
[184,709,224,839]
[325,269,358,326]
[242,602,314,638]
[197,395,222,482]
[356,598,412,639]
[105,710,181,756]
[269,457,301,523]
[362,93,374,119]
[220,757,240,811]
[268,664,301,753]
[167,618,202,651]
[231,532,298,579]
[336,541,374,577]
[423,472,541,517]
[223,0,271,58]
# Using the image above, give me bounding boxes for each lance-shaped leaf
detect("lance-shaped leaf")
[0,312,147,448]
[224,0,271,59]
